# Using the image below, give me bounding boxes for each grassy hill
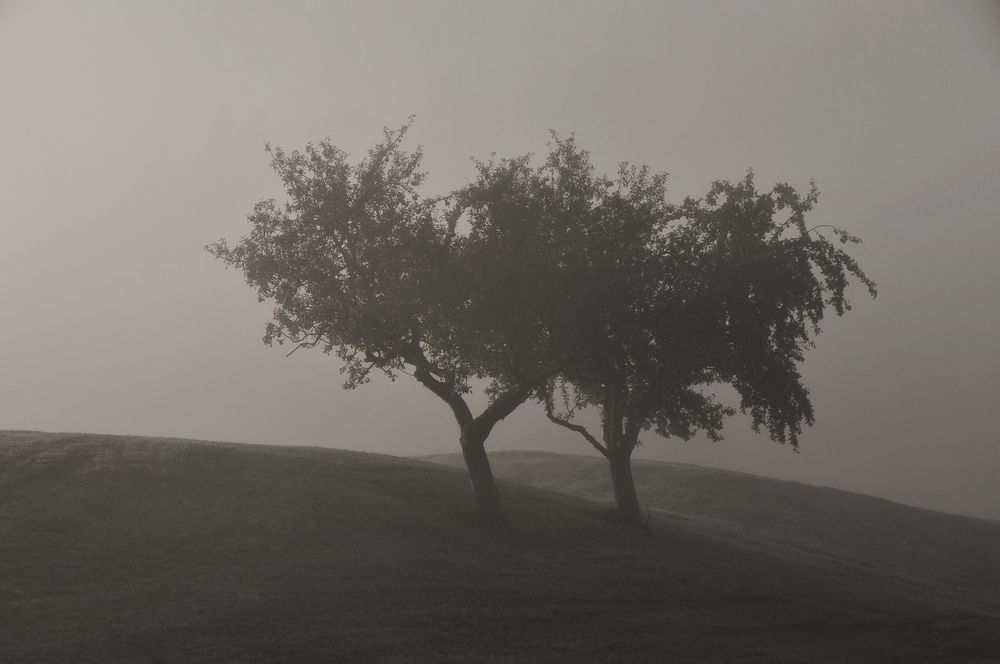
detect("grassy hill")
[2,432,998,663]
[426,450,1000,616]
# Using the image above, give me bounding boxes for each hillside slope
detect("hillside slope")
[2,432,998,663]
[427,450,1000,616]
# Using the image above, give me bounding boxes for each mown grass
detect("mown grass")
[427,450,1000,614]
[2,431,998,663]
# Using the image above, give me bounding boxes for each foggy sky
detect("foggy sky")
[2,1,998,520]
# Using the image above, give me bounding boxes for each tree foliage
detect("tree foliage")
[208,123,587,525]
[208,123,458,389]
[678,171,876,447]
[528,140,876,524]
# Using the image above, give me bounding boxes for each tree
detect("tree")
[541,154,876,525]
[210,123,876,529]
[208,122,572,527]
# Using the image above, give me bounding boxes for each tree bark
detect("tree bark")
[608,448,642,525]
[407,346,538,527]
[459,428,506,528]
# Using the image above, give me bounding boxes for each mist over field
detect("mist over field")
[2,0,999,523]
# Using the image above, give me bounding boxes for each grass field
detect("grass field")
[426,450,1000,615]
[3,431,999,662]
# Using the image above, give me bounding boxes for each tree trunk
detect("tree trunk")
[608,448,643,526]
[459,430,507,528]
[408,348,537,528]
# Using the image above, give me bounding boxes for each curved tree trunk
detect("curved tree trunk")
[545,382,646,526]
[599,386,645,526]
[408,348,538,528]
[459,429,506,528]
[608,448,643,525]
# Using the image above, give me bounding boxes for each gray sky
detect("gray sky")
[2,1,999,520]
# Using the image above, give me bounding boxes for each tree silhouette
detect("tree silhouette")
[208,123,576,526]
[538,151,876,525]
[211,124,875,529]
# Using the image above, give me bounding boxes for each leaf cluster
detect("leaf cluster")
[673,171,876,446]
[539,160,876,454]
[208,123,581,396]
[207,121,467,390]
[210,124,875,454]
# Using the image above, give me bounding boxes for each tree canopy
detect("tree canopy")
[208,125,450,387]
[535,147,876,523]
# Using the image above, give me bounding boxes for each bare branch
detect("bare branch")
[478,384,534,429]
[544,394,608,458]
[285,342,309,357]
[806,224,842,234]
[404,344,474,427]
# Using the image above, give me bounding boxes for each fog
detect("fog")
[2,1,998,520]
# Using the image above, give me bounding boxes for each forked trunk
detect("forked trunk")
[459,430,506,528]
[409,352,535,527]
[608,448,643,526]
[601,387,644,526]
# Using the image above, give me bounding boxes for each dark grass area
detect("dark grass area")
[427,450,1000,615]
[3,433,999,663]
